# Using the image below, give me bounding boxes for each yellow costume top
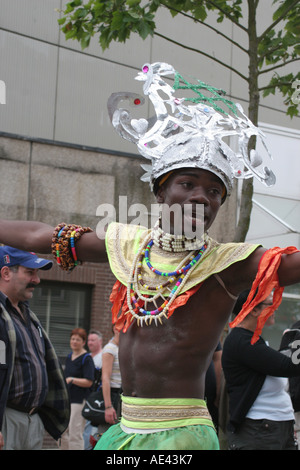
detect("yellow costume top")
[105,222,259,294]
[105,222,260,332]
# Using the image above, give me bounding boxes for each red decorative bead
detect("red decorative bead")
[134,98,141,105]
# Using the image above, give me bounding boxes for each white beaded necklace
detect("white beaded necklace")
[152,219,206,252]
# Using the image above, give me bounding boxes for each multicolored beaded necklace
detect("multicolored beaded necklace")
[126,230,208,326]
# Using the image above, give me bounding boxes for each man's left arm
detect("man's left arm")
[223,246,267,296]
[277,250,300,287]
[226,246,300,295]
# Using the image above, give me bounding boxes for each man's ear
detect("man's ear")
[0,266,12,281]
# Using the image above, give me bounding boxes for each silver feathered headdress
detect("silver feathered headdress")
[107,62,275,198]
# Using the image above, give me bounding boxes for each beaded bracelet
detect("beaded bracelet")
[51,222,93,271]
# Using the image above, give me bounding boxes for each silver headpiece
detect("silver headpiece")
[107,62,275,197]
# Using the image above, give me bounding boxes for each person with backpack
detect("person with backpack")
[83,329,103,449]
[88,329,103,371]
[61,328,95,450]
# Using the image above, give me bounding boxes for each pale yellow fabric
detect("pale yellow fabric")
[105,222,260,296]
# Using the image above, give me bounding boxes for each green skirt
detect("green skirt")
[95,422,219,450]
[94,396,219,451]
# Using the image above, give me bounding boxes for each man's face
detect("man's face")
[88,333,102,353]
[8,265,40,303]
[156,168,224,236]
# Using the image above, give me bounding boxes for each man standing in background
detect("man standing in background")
[0,246,70,450]
[88,329,103,370]
[84,329,103,449]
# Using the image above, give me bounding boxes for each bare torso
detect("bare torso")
[119,263,247,400]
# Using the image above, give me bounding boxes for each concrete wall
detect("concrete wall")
[0,133,237,235]
[0,135,149,225]
[0,131,237,334]
[0,0,298,150]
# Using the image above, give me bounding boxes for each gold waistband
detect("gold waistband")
[122,401,210,422]
[120,396,214,430]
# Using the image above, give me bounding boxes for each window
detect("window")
[30,281,92,363]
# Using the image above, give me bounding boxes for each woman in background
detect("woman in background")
[61,327,95,450]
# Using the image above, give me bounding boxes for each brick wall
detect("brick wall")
[39,259,117,346]
[39,259,117,449]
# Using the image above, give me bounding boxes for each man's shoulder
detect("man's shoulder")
[205,237,262,272]
[211,237,261,254]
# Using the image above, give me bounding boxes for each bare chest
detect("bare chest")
[120,277,235,370]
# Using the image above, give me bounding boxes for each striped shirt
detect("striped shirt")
[102,340,121,389]
[0,292,48,408]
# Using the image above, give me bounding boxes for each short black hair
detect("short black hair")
[232,287,262,317]
[232,289,251,316]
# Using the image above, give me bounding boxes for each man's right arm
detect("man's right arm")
[0,219,108,263]
[0,219,53,253]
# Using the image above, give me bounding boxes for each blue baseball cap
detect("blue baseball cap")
[0,246,53,270]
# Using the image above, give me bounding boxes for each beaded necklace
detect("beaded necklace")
[126,230,208,326]
[152,219,206,252]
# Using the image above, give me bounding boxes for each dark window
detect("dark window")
[30,281,92,363]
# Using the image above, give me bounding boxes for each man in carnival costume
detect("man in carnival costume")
[0,62,300,451]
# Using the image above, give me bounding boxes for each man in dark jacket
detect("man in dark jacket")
[0,246,70,450]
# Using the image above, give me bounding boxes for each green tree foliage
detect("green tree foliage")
[58,0,300,241]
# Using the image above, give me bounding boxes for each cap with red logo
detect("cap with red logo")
[0,246,52,270]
